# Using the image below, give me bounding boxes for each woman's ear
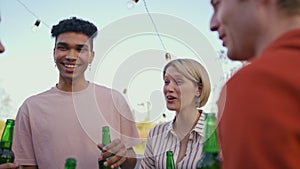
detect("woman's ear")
[196,83,202,97]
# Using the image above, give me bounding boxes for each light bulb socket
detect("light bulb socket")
[165,52,171,61]
[34,19,41,27]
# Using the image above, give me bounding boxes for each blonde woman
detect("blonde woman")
[140,58,211,169]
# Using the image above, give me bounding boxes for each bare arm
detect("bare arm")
[0,163,19,169]
[20,166,38,169]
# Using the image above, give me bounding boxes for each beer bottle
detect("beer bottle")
[64,158,76,169]
[0,119,15,164]
[166,150,175,169]
[98,126,113,169]
[196,113,221,169]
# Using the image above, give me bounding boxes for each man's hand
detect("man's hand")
[97,139,137,169]
[0,163,19,169]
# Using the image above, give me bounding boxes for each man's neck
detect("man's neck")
[57,78,89,92]
[255,8,300,57]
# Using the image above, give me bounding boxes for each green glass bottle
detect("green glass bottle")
[166,150,175,169]
[196,113,221,169]
[0,119,15,164]
[98,126,112,169]
[64,158,76,169]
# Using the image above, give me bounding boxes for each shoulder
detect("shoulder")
[148,121,171,138]
[22,87,55,105]
[228,56,299,92]
[92,83,123,97]
[17,87,55,116]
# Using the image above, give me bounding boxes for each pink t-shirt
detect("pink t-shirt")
[13,83,141,169]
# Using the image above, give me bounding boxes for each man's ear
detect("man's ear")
[89,51,95,63]
[53,48,56,62]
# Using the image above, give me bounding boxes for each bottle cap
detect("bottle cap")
[102,126,110,133]
[65,158,76,167]
[6,119,15,124]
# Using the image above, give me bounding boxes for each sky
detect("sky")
[0,0,241,122]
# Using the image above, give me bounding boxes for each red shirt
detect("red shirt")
[218,29,300,169]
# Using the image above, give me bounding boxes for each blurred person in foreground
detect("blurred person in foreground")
[12,17,140,169]
[140,58,211,169]
[210,0,300,168]
[0,16,19,169]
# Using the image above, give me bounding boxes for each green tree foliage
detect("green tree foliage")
[0,89,13,120]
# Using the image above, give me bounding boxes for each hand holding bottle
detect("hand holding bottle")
[97,138,128,169]
[0,163,19,169]
[0,119,18,169]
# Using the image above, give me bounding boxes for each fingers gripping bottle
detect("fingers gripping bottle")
[98,126,114,169]
[0,119,15,164]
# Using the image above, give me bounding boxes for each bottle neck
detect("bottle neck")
[203,114,219,153]
[102,126,111,147]
[166,151,175,169]
[1,125,14,149]
[203,130,219,153]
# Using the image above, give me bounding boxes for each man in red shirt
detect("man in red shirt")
[210,0,300,168]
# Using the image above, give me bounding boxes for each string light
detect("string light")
[165,52,171,61]
[141,0,171,62]
[32,19,41,32]
[16,0,50,29]
[123,88,127,95]
[127,0,139,9]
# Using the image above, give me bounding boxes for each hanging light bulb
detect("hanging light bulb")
[165,52,171,61]
[127,1,134,9]
[32,19,41,32]
[127,0,139,9]
[123,88,127,95]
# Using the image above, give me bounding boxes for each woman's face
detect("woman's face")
[163,66,200,112]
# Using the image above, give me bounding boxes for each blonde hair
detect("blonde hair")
[163,58,211,108]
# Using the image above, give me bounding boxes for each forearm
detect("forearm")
[20,166,38,169]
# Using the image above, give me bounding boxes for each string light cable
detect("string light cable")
[16,0,50,29]
[142,0,168,53]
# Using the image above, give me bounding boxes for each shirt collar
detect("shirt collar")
[166,111,206,138]
[192,112,206,137]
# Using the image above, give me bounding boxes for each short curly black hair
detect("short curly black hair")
[51,17,98,49]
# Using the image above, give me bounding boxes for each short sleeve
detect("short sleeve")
[13,101,37,165]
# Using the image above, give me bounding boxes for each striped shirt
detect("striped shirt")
[140,112,206,169]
